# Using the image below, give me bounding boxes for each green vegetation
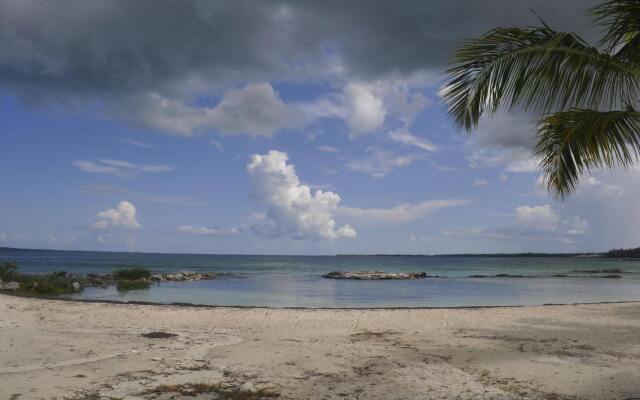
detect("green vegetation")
[443,0,640,198]
[116,279,151,292]
[18,273,79,295]
[113,267,152,292]
[1,262,81,295]
[112,267,151,281]
[0,261,18,280]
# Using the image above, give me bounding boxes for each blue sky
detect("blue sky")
[1,0,639,254]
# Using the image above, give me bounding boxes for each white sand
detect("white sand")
[1,294,639,399]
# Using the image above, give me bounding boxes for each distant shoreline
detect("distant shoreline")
[0,246,617,258]
[336,252,601,258]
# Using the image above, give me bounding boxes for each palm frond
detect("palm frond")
[592,0,640,49]
[535,108,640,198]
[592,0,640,65]
[443,26,640,130]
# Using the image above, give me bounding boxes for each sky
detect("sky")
[1,0,640,255]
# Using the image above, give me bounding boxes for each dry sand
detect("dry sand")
[1,294,639,400]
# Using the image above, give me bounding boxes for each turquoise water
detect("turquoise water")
[2,248,640,307]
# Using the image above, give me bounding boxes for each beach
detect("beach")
[1,295,639,399]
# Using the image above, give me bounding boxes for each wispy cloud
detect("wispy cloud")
[346,148,421,178]
[209,139,224,151]
[78,184,205,206]
[318,145,340,153]
[177,225,239,236]
[339,199,471,224]
[118,139,155,149]
[389,129,437,152]
[473,179,489,187]
[72,159,174,178]
[442,205,588,245]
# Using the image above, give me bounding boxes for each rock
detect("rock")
[72,282,80,291]
[240,381,258,394]
[322,271,427,280]
[79,270,218,288]
[163,271,218,282]
[2,281,20,290]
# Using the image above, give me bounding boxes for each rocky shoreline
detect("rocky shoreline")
[322,271,428,280]
[0,270,221,293]
[82,270,219,288]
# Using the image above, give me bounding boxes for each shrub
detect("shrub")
[18,273,80,295]
[116,279,151,292]
[113,267,151,281]
[0,261,18,281]
[0,262,81,295]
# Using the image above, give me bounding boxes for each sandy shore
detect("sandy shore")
[1,295,639,399]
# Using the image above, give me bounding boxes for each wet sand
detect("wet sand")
[1,294,639,399]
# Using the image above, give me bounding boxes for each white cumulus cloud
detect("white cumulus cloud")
[92,201,141,229]
[247,150,356,240]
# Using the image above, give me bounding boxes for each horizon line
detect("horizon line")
[0,246,605,258]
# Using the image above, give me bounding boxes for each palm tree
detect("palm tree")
[442,0,640,199]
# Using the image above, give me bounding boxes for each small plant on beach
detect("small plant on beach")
[0,261,18,281]
[112,267,151,281]
[0,263,82,295]
[18,271,81,295]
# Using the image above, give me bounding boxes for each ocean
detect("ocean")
[2,247,640,308]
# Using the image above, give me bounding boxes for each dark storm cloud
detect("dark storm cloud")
[0,0,599,128]
[297,0,598,79]
[0,1,311,101]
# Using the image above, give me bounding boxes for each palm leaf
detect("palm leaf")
[535,108,640,198]
[443,26,640,130]
[592,0,640,49]
[592,0,640,65]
